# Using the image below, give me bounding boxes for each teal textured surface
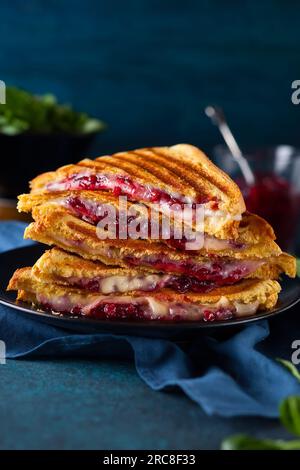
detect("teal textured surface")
[1,223,300,420]
[0,223,300,448]
[0,358,292,449]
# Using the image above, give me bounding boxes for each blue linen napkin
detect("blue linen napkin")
[1,221,300,417]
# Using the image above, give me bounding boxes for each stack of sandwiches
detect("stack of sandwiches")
[8,144,296,322]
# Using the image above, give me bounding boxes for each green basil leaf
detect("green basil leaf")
[280,396,300,436]
[0,86,106,135]
[296,259,300,277]
[81,118,106,134]
[221,434,300,450]
[277,359,300,382]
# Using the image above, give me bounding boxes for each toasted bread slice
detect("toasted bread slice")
[17,190,275,247]
[29,247,294,295]
[22,205,294,286]
[33,247,147,280]
[25,202,282,258]
[8,267,280,321]
[247,253,296,279]
[23,204,285,277]
[28,144,246,239]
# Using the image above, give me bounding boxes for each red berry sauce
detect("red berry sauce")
[63,274,215,294]
[238,173,299,250]
[125,255,255,285]
[89,302,144,319]
[203,307,234,322]
[40,300,236,322]
[48,173,216,208]
[65,196,228,252]
[164,276,215,293]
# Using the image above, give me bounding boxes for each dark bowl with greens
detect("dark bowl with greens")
[0,87,106,198]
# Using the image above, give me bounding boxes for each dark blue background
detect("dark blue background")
[1,2,300,449]
[1,0,300,156]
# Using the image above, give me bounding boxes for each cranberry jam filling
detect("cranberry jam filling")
[64,196,137,227]
[125,256,260,285]
[58,274,215,294]
[65,196,109,225]
[165,237,245,251]
[87,303,235,322]
[48,173,216,208]
[64,196,239,252]
[164,276,215,293]
[202,307,234,322]
[39,301,235,322]
[40,301,145,320]
[68,278,101,292]
[89,302,145,320]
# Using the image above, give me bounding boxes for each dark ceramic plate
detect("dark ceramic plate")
[0,245,300,339]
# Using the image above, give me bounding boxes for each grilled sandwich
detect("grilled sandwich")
[28,247,294,294]
[27,144,246,239]
[21,204,295,286]
[8,143,296,322]
[18,190,274,251]
[8,266,280,322]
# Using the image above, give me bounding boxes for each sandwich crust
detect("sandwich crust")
[8,267,280,312]
[8,143,293,321]
[32,247,147,280]
[24,205,283,267]
[17,191,275,245]
[28,144,246,239]
[30,248,296,287]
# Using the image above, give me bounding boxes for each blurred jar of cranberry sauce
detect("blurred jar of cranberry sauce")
[213,146,300,251]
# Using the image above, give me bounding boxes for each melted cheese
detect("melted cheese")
[147,297,169,317]
[100,274,163,294]
[36,291,261,321]
[57,194,242,237]
[234,301,260,316]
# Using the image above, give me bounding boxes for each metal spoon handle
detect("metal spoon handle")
[205,106,255,186]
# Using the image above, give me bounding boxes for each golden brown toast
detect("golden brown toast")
[24,204,283,262]
[17,190,275,246]
[18,189,119,212]
[8,267,280,320]
[28,144,246,239]
[248,253,296,279]
[33,247,146,279]
[30,248,296,290]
